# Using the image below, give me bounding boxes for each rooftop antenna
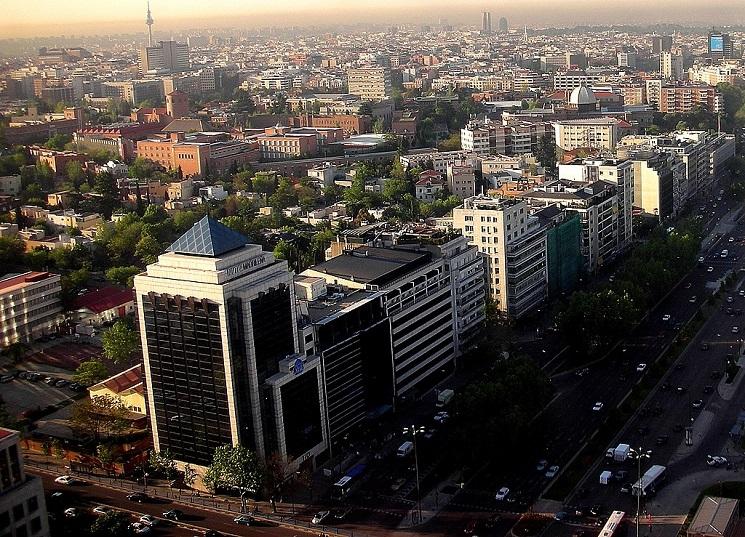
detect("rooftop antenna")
[146,0,154,47]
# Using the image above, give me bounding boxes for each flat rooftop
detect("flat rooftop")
[307,246,431,286]
[304,289,379,323]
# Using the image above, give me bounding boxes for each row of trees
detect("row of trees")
[557,218,702,357]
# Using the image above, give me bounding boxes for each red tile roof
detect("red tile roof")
[92,364,143,395]
[73,286,134,314]
[0,428,15,440]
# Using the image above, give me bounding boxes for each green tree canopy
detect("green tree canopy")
[101,320,139,364]
[105,266,141,287]
[72,360,108,387]
[204,444,263,510]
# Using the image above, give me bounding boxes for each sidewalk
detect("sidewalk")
[396,469,463,529]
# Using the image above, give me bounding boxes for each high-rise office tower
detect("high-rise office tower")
[481,11,492,34]
[651,35,673,54]
[660,51,684,80]
[498,17,508,33]
[140,40,190,74]
[347,67,392,101]
[708,31,733,59]
[134,217,326,475]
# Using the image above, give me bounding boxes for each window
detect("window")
[12,503,24,521]
[0,511,9,529]
[26,497,38,514]
[30,516,41,534]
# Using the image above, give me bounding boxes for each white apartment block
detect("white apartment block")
[553,71,604,91]
[553,118,621,151]
[399,150,478,175]
[558,158,634,251]
[0,428,49,537]
[523,180,621,272]
[461,118,552,156]
[660,52,684,80]
[347,67,392,101]
[688,64,740,86]
[453,197,548,319]
[0,272,62,347]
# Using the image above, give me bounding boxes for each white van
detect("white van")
[722,249,729,258]
[397,441,414,457]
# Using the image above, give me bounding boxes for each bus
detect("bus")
[632,465,666,496]
[598,511,626,537]
[330,463,366,500]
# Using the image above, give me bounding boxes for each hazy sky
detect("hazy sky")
[3,0,745,38]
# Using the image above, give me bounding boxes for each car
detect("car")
[728,296,735,303]
[676,386,687,394]
[707,455,728,467]
[620,482,633,493]
[126,492,149,503]
[139,515,159,527]
[163,509,183,521]
[204,531,222,537]
[0,374,14,383]
[495,486,510,501]
[662,314,671,321]
[44,377,55,384]
[685,282,692,289]
[390,477,406,492]
[708,266,715,272]
[536,459,548,472]
[92,506,112,516]
[233,515,253,526]
[700,342,710,351]
[734,327,740,334]
[545,465,560,479]
[332,508,351,520]
[590,504,602,516]
[636,363,647,372]
[730,236,735,242]
[704,385,714,394]
[692,399,704,409]
[54,475,77,485]
[434,411,450,423]
[312,511,330,525]
[54,379,69,388]
[690,296,697,303]
[554,511,568,521]
[592,402,604,411]
[614,470,628,481]
[64,507,79,518]
[698,256,705,263]
[129,523,152,535]
[655,435,669,446]
[423,427,436,440]
[740,290,745,297]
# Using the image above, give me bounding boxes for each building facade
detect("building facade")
[0,272,62,348]
[347,67,392,101]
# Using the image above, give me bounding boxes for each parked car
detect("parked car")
[536,459,548,472]
[163,509,183,521]
[592,402,604,411]
[312,511,330,525]
[707,455,728,467]
[390,477,406,492]
[139,515,158,527]
[545,465,560,479]
[92,506,113,516]
[64,508,79,518]
[126,492,150,503]
[692,399,704,409]
[233,515,253,526]
[129,522,152,535]
[54,475,77,485]
[495,486,510,501]
[636,363,647,372]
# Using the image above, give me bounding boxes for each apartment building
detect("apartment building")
[558,158,634,251]
[0,175,21,196]
[688,64,740,86]
[399,150,479,175]
[553,117,623,151]
[660,52,684,80]
[447,163,477,200]
[0,428,49,537]
[453,197,548,318]
[522,180,622,272]
[657,84,722,114]
[461,118,553,156]
[140,40,189,74]
[553,70,604,91]
[629,150,683,219]
[0,272,62,347]
[347,67,392,101]
[102,80,164,105]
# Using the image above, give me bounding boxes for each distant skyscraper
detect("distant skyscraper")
[482,11,492,34]
[651,35,673,54]
[499,17,508,33]
[708,31,733,59]
[140,40,190,74]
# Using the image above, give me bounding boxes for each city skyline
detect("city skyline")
[4,0,745,39]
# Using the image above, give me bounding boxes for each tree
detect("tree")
[268,178,297,209]
[96,443,116,467]
[128,157,160,180]
[536,134,557,177]
[72,360,108,387]
[93,171,120,219]
[90,511,130,537]
[0,237,26,268]
[105,266,140,287]
[204,444,263,511]
[134,233,162,265]
[149,449,177,479]
[382,177,411,203]
[252,173,277,197]
[183,463,198,494]
[44,133,72,151]
[101,320,139,364]
[438,133,461,152]
[70,394,129,441]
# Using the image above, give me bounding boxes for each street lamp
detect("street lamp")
[629,447,652,537]
[403,424,425,525]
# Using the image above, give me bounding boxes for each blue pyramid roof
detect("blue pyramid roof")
[167,216,249,257]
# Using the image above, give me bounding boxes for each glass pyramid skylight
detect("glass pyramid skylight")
[167,216,249,257]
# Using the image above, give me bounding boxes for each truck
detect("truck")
[605,443,630,462]
[436,389,454,408]
[397,441,414,457]
[632,465,666,496]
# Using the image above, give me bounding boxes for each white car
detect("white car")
[64,507,78,518]
[312,511,330,525]
[708,266,715,272]
[689,296,697,303]
[434,411,450,423]
[54,475,76,485]
[545,465,560,478]
[707,455,728,467]
[733,326,740,334]
[139,514,159,527]
[129,523,152,535]
[698,256,705,263]
[92,506,113,516]
[636,363,647,372]
[495,486,510,501]
[592,402,604,411]
[662,314,671,321]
